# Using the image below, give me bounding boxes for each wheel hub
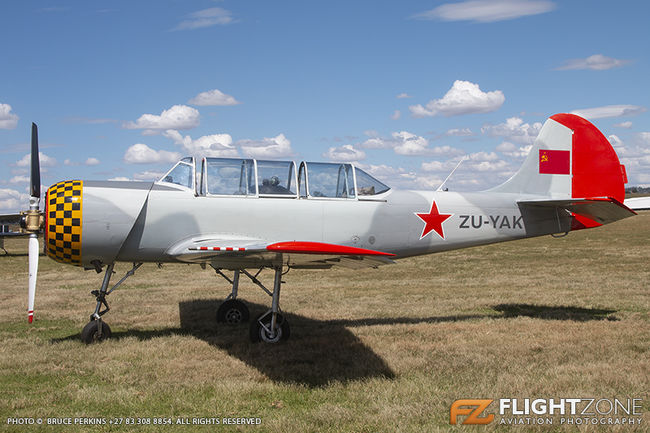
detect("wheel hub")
[224,308,242,324]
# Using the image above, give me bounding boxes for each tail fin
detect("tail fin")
[491,113,627,202]
[496,113,635,231]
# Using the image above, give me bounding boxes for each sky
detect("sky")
[1,0,649,212]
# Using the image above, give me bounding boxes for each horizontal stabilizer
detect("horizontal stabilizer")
[518,197,636,225]
[624,196,650,211]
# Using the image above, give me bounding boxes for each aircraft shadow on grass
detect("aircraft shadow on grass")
[492,303,619,322]
[51,300,617,386]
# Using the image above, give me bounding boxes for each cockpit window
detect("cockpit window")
[160,159,194,190]
[355,168,390,195]
[205,158,255,196]
[306,162,355,198]
[257,160,297,196]
[163,156,391,199]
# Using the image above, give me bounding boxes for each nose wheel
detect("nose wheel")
[81,319,112,343]
[80,263,141,344]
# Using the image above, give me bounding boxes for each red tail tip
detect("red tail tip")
[28,311,33,324]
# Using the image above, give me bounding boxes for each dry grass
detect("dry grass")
[0,213,648,432]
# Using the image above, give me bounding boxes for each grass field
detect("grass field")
[1,213,648,432]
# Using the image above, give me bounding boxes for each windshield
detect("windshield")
[160,158,194,190]
[355,168,390,195]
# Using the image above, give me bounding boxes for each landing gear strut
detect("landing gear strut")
[80,262,141,344]
[212,265,291,343]
[249,266,290,343]
[213,268,250,324]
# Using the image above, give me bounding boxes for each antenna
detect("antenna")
[436,156,468,192]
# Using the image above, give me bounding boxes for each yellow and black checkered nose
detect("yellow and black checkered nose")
[45,180,83,266]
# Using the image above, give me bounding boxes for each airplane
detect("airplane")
[8,114,637,344]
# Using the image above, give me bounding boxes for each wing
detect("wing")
[0,213,27,238]
[518,196,636,226]
[166,237,395,270]
[0,213,22,224]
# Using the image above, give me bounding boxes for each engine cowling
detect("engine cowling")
[45,180,84,266]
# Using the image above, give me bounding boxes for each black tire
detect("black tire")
[80,320,112,344]
[216,299,250,324]
[249,312,290,343]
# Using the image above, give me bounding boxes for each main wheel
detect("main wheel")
[216,299,250,324]
[249,312,290,343]
[80,320,112,344]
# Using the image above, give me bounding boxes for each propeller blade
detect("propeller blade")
[30,123,41,200]
[28,234,39,323]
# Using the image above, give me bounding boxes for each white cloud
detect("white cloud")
[468,151,499,161]
[634,132,650,148]
[446,127,474,136]
[396,93,412,99]
[415,175,445,190]
[0,103,19,129]
[391,110,401,120]
[16,152,57,167]
[614,121,632,129]
[361,131,464,157]
[355,163,419,189]
[9,175,30,183]
[108,176,130,181]
[556,54,630,71]
[619,136,650,185]
[361,136,391,150]
[392,131,430,155]
[164,129,238,157]
[0,188,29,210]
[468,159,509,172]
[123,143,181,164]
[413,0,556,23]
[482,116,542,145]
[570,105,646,120]
[173,7,234,31]
[238,134,293,159]
[608,134,623,148]
[85,157,100,166]
[496,141,532,158]
[124,105,200,132]
[430,145,466,157]
[409,80,505,118]
[133,171,165,181]
[421,160,451,172]
[188,88,241,106]
[323,144,366,162]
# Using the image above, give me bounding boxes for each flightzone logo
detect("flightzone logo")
[450,398,644,426]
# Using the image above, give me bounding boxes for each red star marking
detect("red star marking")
[415,201,453,240]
